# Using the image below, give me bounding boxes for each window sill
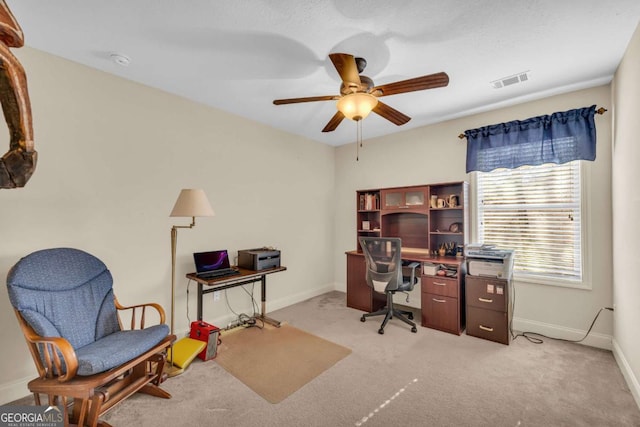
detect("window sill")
[512,273,591,290]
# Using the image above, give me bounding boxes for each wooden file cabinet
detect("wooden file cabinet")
[465,275,512,345]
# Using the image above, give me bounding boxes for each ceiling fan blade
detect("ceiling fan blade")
[273,95,337,105]
[372,72,449,97]
[322,111,345,133]
[329,53,361,86]
[372,101,411,126]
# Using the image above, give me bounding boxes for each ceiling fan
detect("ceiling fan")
[273,53,449,133]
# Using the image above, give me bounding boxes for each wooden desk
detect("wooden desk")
[346,251,466,335]
[186,266,287,327]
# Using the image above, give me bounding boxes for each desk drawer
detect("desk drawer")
[466,306,509,345]
[466,276,507,311]
[422,276,458,298]
[421,293,459,334]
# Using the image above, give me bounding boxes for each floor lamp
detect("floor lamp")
[168,189,215,376]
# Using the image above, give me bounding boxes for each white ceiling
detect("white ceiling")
[7,0,640,146]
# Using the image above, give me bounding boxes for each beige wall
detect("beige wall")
[335,85,614,349]
[612,21,640,406]
[0,47,336,403]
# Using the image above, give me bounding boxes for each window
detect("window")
[475,161,584,285]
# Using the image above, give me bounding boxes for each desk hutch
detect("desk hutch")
[347,182,469,335]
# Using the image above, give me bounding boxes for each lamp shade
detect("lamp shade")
[170,189,215,217]
[336,93,379,121]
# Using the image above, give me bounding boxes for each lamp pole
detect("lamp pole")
[170,218,195,344]
[167,189,214,377]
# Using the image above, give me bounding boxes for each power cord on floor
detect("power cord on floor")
[186,279,193,327]
[223,283,264,330]
[510,281,614,344]
[185,279,263,332]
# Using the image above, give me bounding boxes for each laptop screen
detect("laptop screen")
[193,250,231,273]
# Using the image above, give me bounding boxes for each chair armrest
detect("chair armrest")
[14,310,78,382]
[402,261,421,284]
[115,297,166,330]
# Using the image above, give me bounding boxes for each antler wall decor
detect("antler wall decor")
[0,0,36,189]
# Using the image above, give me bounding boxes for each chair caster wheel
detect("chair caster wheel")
[360,315,366,322]
[411,326,417,333]
[408,313,414,320]
[378,328,385,335]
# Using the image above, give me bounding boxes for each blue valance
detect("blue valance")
[465,105,597,173]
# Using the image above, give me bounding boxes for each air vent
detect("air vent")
[491,71,530,89]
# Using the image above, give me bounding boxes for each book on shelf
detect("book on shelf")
[359,192,379,211]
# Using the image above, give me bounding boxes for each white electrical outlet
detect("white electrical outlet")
[213,291,221,302]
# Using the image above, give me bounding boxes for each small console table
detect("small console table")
[186,266,287,327]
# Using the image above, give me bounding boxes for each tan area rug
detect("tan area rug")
[214,323,351,403]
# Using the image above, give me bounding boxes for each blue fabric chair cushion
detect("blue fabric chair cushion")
[7,248,121,349]
[7,248,171,376]
[75,324,170,376]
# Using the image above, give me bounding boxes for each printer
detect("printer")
[465,244,514,279]
[238,247,281,271]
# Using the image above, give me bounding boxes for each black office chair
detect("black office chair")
[359,237,420,334]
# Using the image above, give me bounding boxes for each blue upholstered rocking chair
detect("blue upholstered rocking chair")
[6,248,176,427]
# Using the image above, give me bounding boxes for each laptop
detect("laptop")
[193,250,240,279]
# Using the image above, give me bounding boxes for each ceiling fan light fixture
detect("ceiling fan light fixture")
[337,93,378,121]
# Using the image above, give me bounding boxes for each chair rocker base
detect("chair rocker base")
[28,334,175,427]
[360,292,418,334]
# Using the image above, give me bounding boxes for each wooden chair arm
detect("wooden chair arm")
[115,297,166,330]
[14,310,78,382]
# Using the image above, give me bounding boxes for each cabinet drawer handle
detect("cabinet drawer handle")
[432,298,447,303]
[433,282,447,286]
[478,297,493,303]
[479,325,494,332]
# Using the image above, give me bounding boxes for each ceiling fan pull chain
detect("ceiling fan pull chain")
[356,126,359,161]
[356,119,362,161]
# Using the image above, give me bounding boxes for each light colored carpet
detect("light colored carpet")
[9,291,640,426]
[214,323,352,403]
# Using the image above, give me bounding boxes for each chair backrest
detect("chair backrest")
[359,237,403,293]
[6,248,121,350]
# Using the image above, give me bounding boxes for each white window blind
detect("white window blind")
[476,161,582,282]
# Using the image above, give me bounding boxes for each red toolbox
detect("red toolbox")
[189,321,221,360]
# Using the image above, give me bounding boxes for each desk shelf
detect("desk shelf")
[356,191,381,252]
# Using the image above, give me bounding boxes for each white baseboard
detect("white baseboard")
[0,375,33,405]
[267,283,336,313]
[512,316,612,350]
[612,339,640,410]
